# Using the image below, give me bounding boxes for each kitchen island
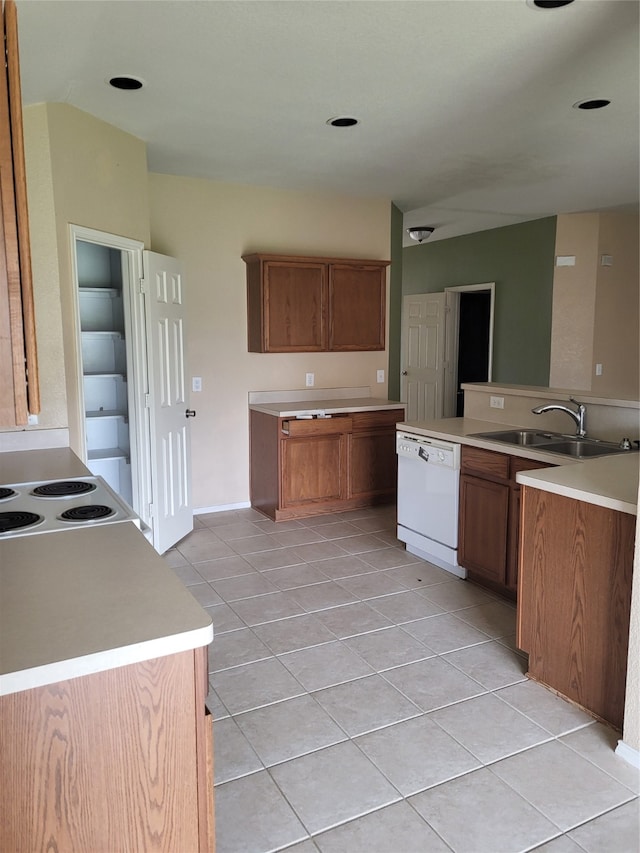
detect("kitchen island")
[249,391,405,521]
[0,452,215,852]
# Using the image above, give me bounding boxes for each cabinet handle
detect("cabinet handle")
[185,409,197,418]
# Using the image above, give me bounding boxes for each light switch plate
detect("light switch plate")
[192,376,202,392]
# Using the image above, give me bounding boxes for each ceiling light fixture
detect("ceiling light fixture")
[326,116,359,127]
[527,0,575,9]
[407,227,435,243]
[573,98,611,110]
[108,75,145,91]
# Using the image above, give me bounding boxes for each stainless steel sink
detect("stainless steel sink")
[471,430,562,447]
[470,430,632,459]
[537,440,627,458]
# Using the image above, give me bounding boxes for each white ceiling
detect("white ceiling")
[15,0,640,246]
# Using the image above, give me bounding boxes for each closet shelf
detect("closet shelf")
[86,409,128,420]
[78,287,119,297]
[84,372,127,379]
[81,330,123,338]
[88,448,129,461]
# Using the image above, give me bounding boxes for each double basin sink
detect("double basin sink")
[470,429,633,459]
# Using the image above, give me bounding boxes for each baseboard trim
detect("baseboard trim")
[615,739,640,768]
[194,501,251,515]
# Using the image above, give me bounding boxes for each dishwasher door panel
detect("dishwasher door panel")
[397,454,459,549]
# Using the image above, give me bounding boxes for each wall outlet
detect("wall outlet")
[305,372,314,387]
[192,376,202,392]
[490,395,505,409]
[376,369,385,383]
[595,363,603,376]
[27,413,39,425]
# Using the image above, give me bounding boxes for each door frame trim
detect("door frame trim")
[69,225,150,520]
[443,282,495,417]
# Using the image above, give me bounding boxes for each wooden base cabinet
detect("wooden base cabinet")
[0,647,214,852]
[517,487,635,730]
[458,446,553,600]
[250,407,403,521]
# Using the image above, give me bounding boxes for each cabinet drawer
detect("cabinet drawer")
[281,416,352,437]
[351,409,404,431]
[461,446,509,480]
[510,456,554,480]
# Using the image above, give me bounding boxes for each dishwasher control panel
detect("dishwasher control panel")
[396,431,460,468]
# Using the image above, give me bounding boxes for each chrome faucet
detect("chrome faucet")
[531,397,587,437]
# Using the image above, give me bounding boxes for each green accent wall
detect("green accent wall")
[402,217,557,386]
[388,202,404,400]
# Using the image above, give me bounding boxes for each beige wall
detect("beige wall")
[592,214,640,399]
[549,212,639,398]
[549,214,599,391]
[46,104,150,453]
[2,104,151,447]
[18,104,66,430]
[148,174,391,509]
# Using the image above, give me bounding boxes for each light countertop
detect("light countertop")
[0,447,90,483]
[399,417,638,516]
[0,523,213,696]
[515,453,639,515]
[250,397,406,417]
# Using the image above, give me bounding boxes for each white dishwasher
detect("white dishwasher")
[396,430,464,578]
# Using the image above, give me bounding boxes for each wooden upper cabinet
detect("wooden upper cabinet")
[329,263,385,351]
[243,253,389,353]
[0,0,39,426]
[246,257,326,352]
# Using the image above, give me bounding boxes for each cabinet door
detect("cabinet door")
[281,434,346,507]
[262,261,326,352]
[328,264,385,351]
[458,473,509,584]
[350,429,398,499]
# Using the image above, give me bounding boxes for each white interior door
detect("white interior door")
[143,251,193,554]
[401,293,446,422]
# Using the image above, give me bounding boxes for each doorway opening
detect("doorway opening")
[444,283,495,418]
[455,291,491,415]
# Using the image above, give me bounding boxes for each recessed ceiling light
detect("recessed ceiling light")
[527,0,575,9]
[573,98,611,110]
[326,117,359,128]
[108,76,145,91]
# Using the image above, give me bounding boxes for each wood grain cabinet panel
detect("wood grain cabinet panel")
[281,432,346,507]
[0,0,39,426]
[0,649,214,852]
[250,407,402,521]
[517,486,635,729]
[328,263,385,351]
[459,473,509,585]
[243,253,389,353]
[459,446,554,600]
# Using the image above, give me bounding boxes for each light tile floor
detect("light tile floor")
[165,504,639,853]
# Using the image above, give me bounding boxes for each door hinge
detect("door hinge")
[139,277,147,294]
[148,503,154,519]
[145,393,151,407]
